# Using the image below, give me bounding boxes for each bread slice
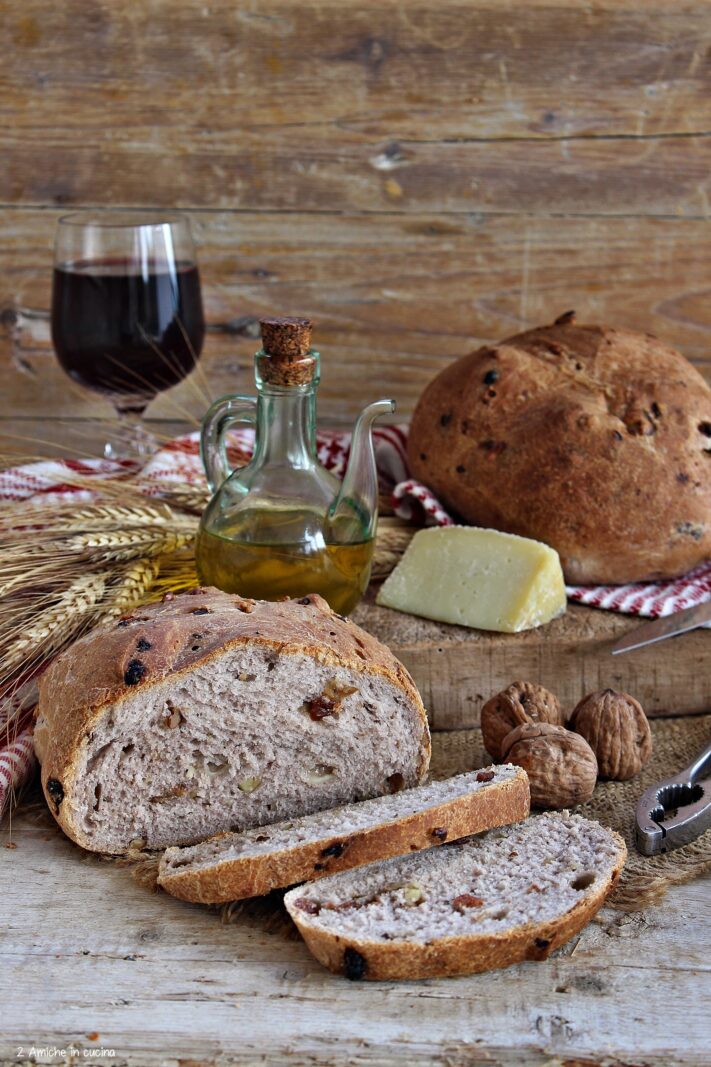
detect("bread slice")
[34,588,430,853]
[285,812,626,981]
[159,765,530,903]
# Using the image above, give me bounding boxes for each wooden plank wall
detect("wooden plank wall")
[1,0,711,452]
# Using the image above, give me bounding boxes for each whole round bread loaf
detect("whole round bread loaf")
[408,315,711,583]
[34,588,430,853]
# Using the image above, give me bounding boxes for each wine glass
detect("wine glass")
[51,211,206,460]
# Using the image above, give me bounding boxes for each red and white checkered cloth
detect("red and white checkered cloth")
[1,425,709,818]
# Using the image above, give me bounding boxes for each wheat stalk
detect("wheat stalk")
[147,552,200,598]
[155,485,211,514]
[0,568,71,599]
[0,500,195,536]
[103,559,161,619]
[41,502,180,530]
[65,527,196,560]
[0,478,203,726]
[5,573,107,663]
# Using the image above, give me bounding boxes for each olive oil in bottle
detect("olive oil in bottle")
[195,509,373,616]
[197,316,393,615]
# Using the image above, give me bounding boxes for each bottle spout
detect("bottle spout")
[329,398,395,542]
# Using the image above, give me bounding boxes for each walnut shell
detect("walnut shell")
[570,688,652,781]
[480,681,564,760]
[501,722,598,809]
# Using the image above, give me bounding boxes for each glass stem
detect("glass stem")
[106,401,157,462]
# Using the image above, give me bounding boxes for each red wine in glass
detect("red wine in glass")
[51,213,205,460]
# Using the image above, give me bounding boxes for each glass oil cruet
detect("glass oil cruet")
[195,316,394,615]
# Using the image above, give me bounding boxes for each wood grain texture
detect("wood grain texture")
[4,1,708,164]
[2,210,711,433]
[7,122,711,219]
[1,800,710,1065]
[353,595,711,729]
[2,0,711,432]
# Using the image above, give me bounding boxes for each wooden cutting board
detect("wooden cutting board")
[352,592,710,730]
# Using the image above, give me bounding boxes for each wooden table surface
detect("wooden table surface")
[2,0,711,459]
[2,795,710,1067]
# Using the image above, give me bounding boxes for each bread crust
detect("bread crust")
[34,588,430,850]
[408,320,711,583]
[286,829,627,980]
[158,767,530,903]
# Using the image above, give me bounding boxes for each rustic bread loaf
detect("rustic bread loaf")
[34,588,430,854]
[158,765,530,903]
[408,315,711,583]
[285,811,626,980]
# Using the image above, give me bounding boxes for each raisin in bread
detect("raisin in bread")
[34,588,430,853]
[159,765,530,902]
[285,812,626,980]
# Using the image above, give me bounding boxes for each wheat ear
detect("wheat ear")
[64,527,197,561]
[104,559,161,619]
[154,485,211,514]
[5,573,108,664]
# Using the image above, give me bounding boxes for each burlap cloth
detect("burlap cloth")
[430,715,711,910]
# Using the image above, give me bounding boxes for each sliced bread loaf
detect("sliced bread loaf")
[34,588,430,853]
[158,765,530,903]
[285,812,626,980]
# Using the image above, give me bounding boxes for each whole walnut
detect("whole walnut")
[570,688,652,781]
[481,681,564,760]
[502,722,598,809]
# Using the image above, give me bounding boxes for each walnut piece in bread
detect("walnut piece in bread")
[285,812,627,980]
[33,588,430,853]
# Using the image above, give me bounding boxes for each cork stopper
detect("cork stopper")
[257,316,316,386]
